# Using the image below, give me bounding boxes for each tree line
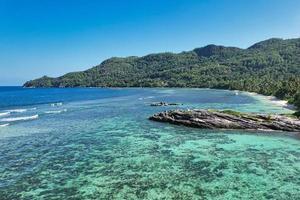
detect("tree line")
[24,38,300,112]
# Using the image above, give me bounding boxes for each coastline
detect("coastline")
[21,85,298,112]
[265,96,296,110]
[3,85,300,199]
[242,91,296,111]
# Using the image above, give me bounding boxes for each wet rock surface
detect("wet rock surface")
[149,109,300,132]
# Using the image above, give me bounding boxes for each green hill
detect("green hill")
[24,38,300,108]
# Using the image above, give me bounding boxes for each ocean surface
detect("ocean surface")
[0,87,299,200]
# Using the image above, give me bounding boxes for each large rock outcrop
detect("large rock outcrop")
[149,109,300,132]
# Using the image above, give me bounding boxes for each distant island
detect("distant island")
[24,38,300,112]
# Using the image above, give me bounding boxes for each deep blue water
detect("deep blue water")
[0,87,139,108]
[0,87,299,199]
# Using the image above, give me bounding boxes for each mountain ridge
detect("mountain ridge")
[23,37,300,109]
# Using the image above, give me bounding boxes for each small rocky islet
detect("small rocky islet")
[149,109,300,132]
[150,102,182,106]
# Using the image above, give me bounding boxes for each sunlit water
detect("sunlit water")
[0,87,299,200]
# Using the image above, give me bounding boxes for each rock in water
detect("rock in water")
[149,109,300,132]
[150,102,182,106]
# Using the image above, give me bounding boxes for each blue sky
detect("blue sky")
[0,0,299,85]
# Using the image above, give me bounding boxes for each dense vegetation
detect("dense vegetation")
[24,38,300,109]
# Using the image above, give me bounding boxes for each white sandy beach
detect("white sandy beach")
[242,91,296,110]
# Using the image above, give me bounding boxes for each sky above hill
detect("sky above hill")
[0,0,299,85]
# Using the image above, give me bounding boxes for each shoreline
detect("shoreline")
[241,91,296,111]
[21,86,298,111]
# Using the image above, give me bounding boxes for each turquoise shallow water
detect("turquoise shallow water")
[0,87,299,199]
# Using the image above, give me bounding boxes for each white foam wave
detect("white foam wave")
[0,123,9,127]
[51,102,63,107]
[0,112,10,117]
[45,109,67,114]
[7,109,27,113]
[138,96,154,100]
[0,115,39,122]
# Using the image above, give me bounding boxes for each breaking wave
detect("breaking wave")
[138,96,154,100]
[0,115,39,122]
[51,102,63,107]
[45,109,67,114]
[6,109,27,113]
[0,112,10,117]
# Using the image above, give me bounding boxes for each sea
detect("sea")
[0,87,299,199]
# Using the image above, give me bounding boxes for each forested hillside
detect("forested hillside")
[24,38,300,108]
